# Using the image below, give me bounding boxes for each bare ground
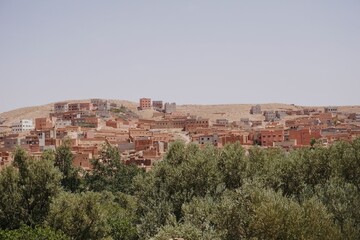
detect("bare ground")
[1,100,359,133]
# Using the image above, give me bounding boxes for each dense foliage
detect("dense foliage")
[0,139,360,239]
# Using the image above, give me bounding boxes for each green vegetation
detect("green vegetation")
[54,140,82,192]
[85,142,142,194]
[1,139,360,239]
[110,105,138,119]
[110,105,127,114]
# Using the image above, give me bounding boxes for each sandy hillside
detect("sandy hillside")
[0,104,53,127]
[177,103,303,122]
[0,99,138,130]
[1,100,359,133]
[135,103,360,122]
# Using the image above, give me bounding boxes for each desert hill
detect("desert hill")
[1,99,360,132]
[0,99,138,130]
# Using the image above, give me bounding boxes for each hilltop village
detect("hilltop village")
[1,98,360,170]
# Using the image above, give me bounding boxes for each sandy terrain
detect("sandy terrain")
[177,103,301,122]
[1,99,359,134]
[0,99,138,133]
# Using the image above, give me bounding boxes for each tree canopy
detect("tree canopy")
[1,139,360,239]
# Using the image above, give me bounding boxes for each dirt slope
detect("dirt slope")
[1,100,359,133]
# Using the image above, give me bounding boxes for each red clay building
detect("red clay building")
[139,98,152,110]
[73,152,93,170]
[152,101,163,110]
[134,137,153,151]
[72,117,99,128]
[185,119,210,131]
[0,151,12,170]
[35,117,55,130]
[259,129,284,147]
[68,102,93,112]
[219,133,251,146]
[288,128,321,146]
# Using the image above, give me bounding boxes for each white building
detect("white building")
[55,119,72,128]
[12,119,34,133]
[199,134,219,145]
[164,102,176,113]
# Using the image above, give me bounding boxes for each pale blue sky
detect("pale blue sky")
[1,0,359,113]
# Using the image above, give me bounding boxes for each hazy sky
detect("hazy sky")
[1,0,359,113]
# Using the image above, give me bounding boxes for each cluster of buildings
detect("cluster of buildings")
[139,98,177,113]
[1,99,360,171]
[0,99,176,171]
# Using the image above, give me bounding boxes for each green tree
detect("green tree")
[85,142,142,194]
[275,147,332,200]
[316,178,360,238]
[20,158,62,226]
[0,149,62,229]
[247,146,286,189]
[211,184,340,240]
[47,192,111,240]
[109,192,139,240]
[180,196,225,239]
[218,142,247,189]
[164,140,186,165]
[135,143,222,238]
[0,225,69,240]
[12,147,29,181]
[0,166,22,229]
[47,191,136,240]
[246,186,340,240]
[153,222,216,240]
[330,139,360,190]
[310,138,316,148]
[41,149,56,163]
[147,140,360,239]
[54,140,81,192]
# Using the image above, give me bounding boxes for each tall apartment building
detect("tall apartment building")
[139,98,152,110]
[12,119,34,133]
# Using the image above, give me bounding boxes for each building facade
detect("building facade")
[152,101,163,111]
[139,98,152,110]
[259,129,284,147]
[54,102,69,113]
[12,119,34,133]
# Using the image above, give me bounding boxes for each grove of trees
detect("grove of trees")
[1,138,360,239]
